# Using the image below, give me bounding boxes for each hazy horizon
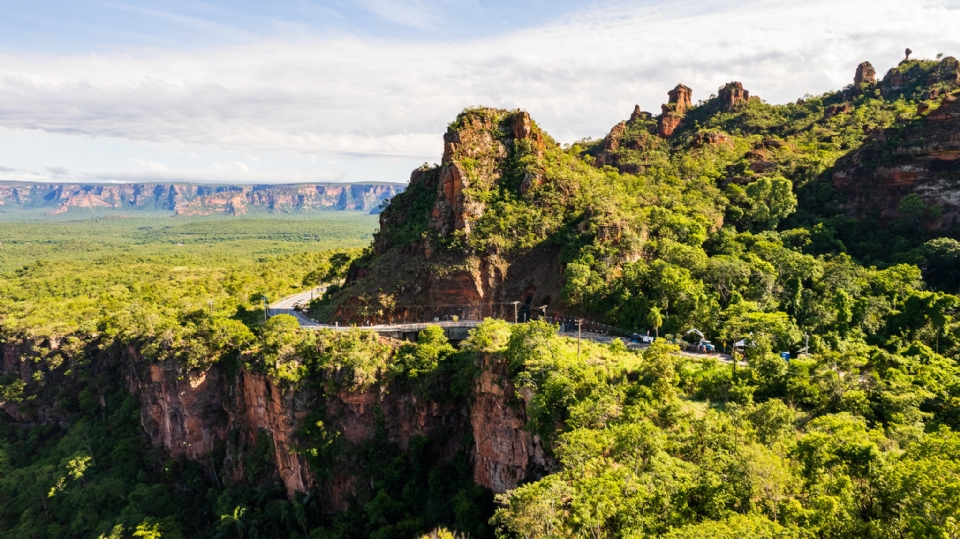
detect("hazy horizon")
[2,0,960,186]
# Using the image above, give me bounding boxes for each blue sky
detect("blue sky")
[1,0,960,185]
[0,1,588,51]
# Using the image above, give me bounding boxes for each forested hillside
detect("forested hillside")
[2,54,960,539]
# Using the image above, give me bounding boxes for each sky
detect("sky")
[1,0,960,185]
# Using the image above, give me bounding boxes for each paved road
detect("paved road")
[270,287,326,310]
[268,291,745,365]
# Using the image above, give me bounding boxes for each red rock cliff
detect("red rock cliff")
[1,338,553,508]
[339,108,565,324]
[832,90,960,226]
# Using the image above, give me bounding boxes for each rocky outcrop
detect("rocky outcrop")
[471,354,551,492]
[880,57,960,100]
[658,84,692,137]
[1,337,551,509]
[854,61,877,92]
[0,182,403,216]
[592,105,665,173]
[824,102,853,118]
[693,131,732,147]
[602,122,628,152]
[342,109,565,323]
[832,90,960,227]
[630,105,651,122]
[668,84,693,114]
[718,82,750,111]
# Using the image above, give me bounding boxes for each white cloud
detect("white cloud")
[0,0,959,183]
[129,158,169,171]
[0,166,348,184]
[350,0,478,28]
[213,161,250,172]
[351,0,440,28]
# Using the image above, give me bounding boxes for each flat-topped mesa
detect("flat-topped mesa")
[658,84,692,137]
[718,81,750,111]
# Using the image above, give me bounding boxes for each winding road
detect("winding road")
[268,291,743,364]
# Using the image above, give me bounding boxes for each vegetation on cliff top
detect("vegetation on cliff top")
[3,54,960,539]
[490,320,960,538]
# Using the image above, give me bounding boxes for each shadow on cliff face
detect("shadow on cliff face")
[0,327,554,538]
[829,91,960,228]
[331,108,570,325]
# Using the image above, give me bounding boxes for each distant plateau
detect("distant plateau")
[0,182,405,216]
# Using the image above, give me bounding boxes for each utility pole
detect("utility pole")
[208,300,214,316]
[510,301,519,323]
[732,340,738,374]
[262,296,268,321]
[577,319,582,358]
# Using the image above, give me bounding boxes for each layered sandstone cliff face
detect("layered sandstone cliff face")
[0,182,402,216]
[1,339,551,508]
[339,109,565,323]
[471,354,551,492]
[832,59,960,228]
[658,84,692,137]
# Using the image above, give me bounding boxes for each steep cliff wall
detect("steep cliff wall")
[337,109,566,324]
[0,337,549,509]
[0,182,403,216]
[833,94,960,225]
[470,354,551,492]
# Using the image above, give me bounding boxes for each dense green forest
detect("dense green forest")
[0,211,379,272]
[3,55,960,538]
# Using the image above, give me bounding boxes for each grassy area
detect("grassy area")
[0,210,380,272]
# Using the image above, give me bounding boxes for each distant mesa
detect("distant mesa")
[0,182,404,216]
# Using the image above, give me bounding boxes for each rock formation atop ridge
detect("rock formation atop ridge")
[718,81,750,111]
[658,84,692,137]
[855,61,877,87]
